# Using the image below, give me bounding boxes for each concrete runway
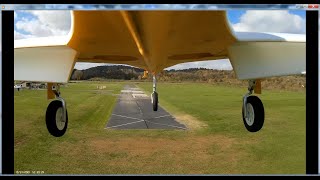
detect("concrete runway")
[105,84,187,130]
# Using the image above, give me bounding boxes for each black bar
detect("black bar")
[1,1,319,5]
[2,11,14,174]
[306,10,318,174]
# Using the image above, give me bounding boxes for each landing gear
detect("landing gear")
[242,80,264,132]
[151,75,158,111]
[46,84,68,137]
[152,92,158,111]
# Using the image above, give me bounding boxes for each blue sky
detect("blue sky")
[13,9,307,70]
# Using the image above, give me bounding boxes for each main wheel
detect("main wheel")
[152,92,158,111]
[46,100,68,137]
[242,96,264,132]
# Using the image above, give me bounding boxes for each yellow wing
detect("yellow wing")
[14,10,305,83]
[67,10,237,74]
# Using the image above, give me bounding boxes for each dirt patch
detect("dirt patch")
[89,135,246,170]
[46,133,252,174]
[174,113,208,131]
[14,137,27,149]
[88,135,241,159]
[155,100,208,131]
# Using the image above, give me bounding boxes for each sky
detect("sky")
[13,9,307,70]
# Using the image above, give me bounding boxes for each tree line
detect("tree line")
[70,65,305,91]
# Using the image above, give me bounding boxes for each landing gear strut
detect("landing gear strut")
[46,84,68,137]
[151,75,158,111]
[242,80,264,132]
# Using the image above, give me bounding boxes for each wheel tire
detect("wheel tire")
[46,100,68,137]
[242,96,264,132]
[152,92,158,111]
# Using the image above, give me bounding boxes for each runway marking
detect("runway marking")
[135,101,149,128]
[108,114,185,129]
[112,114,143,121]
[105,120,145,128]
[120,90,133,93]
[131,91,145,94]
[132,94,148,98]
[106,84,187,130]
[153,115,172,119]
[144,120,187,130]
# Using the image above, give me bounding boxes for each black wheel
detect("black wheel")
[152,92,158,111]
[242,96,264,132]
[46,100,68,137]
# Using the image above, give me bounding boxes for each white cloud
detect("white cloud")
[165,59,232,70]
[14,31,34,40]
[14,11,17,19]
[27,11,71,32]
[232,10,306,34]
[207,5,218,9]
[15,10,71,39]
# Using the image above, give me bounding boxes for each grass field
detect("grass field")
[14,81,306,174]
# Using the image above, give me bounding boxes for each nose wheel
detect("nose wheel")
[151,74,158,111]
[242,80,265,132]
[152,92,158,111]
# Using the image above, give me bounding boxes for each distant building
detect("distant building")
[30,82,47,89]
[21,82,31,88]
[14,81,47,90]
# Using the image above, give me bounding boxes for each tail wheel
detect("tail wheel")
[152,92,158,111]
[46,100,68,137]
[242,96,264,132]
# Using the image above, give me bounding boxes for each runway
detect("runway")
[105,84,187,130]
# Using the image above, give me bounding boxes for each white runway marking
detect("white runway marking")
[153,115,172,119]
[106,85,187,130]
[132,94,148,98]
[131,90,145,94]
[112,114,143,121]
[121,90,133,93]
[106,120,145,128]
[109,114,185,129]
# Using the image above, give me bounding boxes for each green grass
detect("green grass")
[14,81,305,174]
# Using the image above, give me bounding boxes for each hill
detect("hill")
[71,65,144,80]
[70,65,305,91]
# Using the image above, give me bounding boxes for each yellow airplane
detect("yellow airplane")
[14,10,306,137]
